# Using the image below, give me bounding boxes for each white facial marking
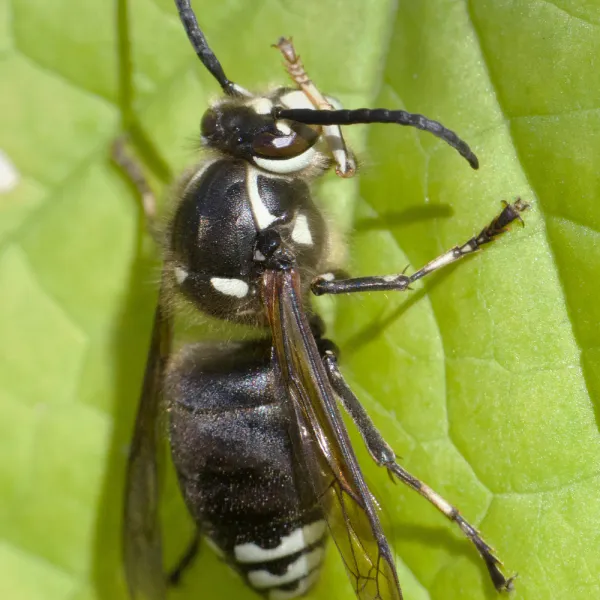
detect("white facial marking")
[324,95,343,110]
[234,520,327,563]
[248,547,324,589]
[280,90,316,110]
[275,121,292,135]
[254,249,266,261]
[280,91,351,174]
[319,272,335,282]
[210,277,249,298]
[0,150,19,193]
[284,91,352,175]
[291,213,313,245]
[253,147,317,174]
[246,165,278,230]
[250,97,274,115]
[174,266,188,285]
[268,570,321,600]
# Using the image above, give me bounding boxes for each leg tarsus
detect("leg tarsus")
[383,459,514,592]
[167,531,201,587]
[311,199,529,296]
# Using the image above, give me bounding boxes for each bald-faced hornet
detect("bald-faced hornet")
[121,1,527,599]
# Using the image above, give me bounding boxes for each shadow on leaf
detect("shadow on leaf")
[354,204,454,232]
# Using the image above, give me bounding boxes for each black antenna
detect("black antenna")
[273,107,479,169]
[174,0,237,96]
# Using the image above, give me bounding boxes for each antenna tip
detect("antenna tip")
[468,153,480,170]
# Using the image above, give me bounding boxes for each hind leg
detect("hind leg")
[167,530,201,587]
[320,343,514,592]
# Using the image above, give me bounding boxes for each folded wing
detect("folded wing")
[262,268,403,600]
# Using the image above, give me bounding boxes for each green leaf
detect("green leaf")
[1,1,598,600]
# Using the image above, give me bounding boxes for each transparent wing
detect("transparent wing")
[262,269,402,600]
[123,289,172,600]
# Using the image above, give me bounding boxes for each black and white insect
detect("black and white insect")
[121,2,528,599]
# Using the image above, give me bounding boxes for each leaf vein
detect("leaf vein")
[464,0,598,433]
[536,0,600,28]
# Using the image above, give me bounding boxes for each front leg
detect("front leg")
[312,199,528,296]
[111,137,161,243]
[321,345,515,592]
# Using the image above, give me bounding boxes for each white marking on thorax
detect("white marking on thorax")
[0,150,19,193]
[246,165,278,230]
[269,569,321,600]
[291,213,313,245]
[250,97,274,115]
[253,147,317,174]
[248,547,324,589]
[210,277,249,298]
[234,520,327,563]
[174,266,188,285]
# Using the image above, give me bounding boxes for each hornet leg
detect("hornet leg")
[321,345,515,592]
[167,530,201,587]
[312,199,528,296]
[111,136,161,243]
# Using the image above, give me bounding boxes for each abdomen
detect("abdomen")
[167,341,327,598]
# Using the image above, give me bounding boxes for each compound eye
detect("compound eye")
[252,123,319,159]
[200,109,219,139]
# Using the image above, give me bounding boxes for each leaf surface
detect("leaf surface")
[0,1,598,600]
